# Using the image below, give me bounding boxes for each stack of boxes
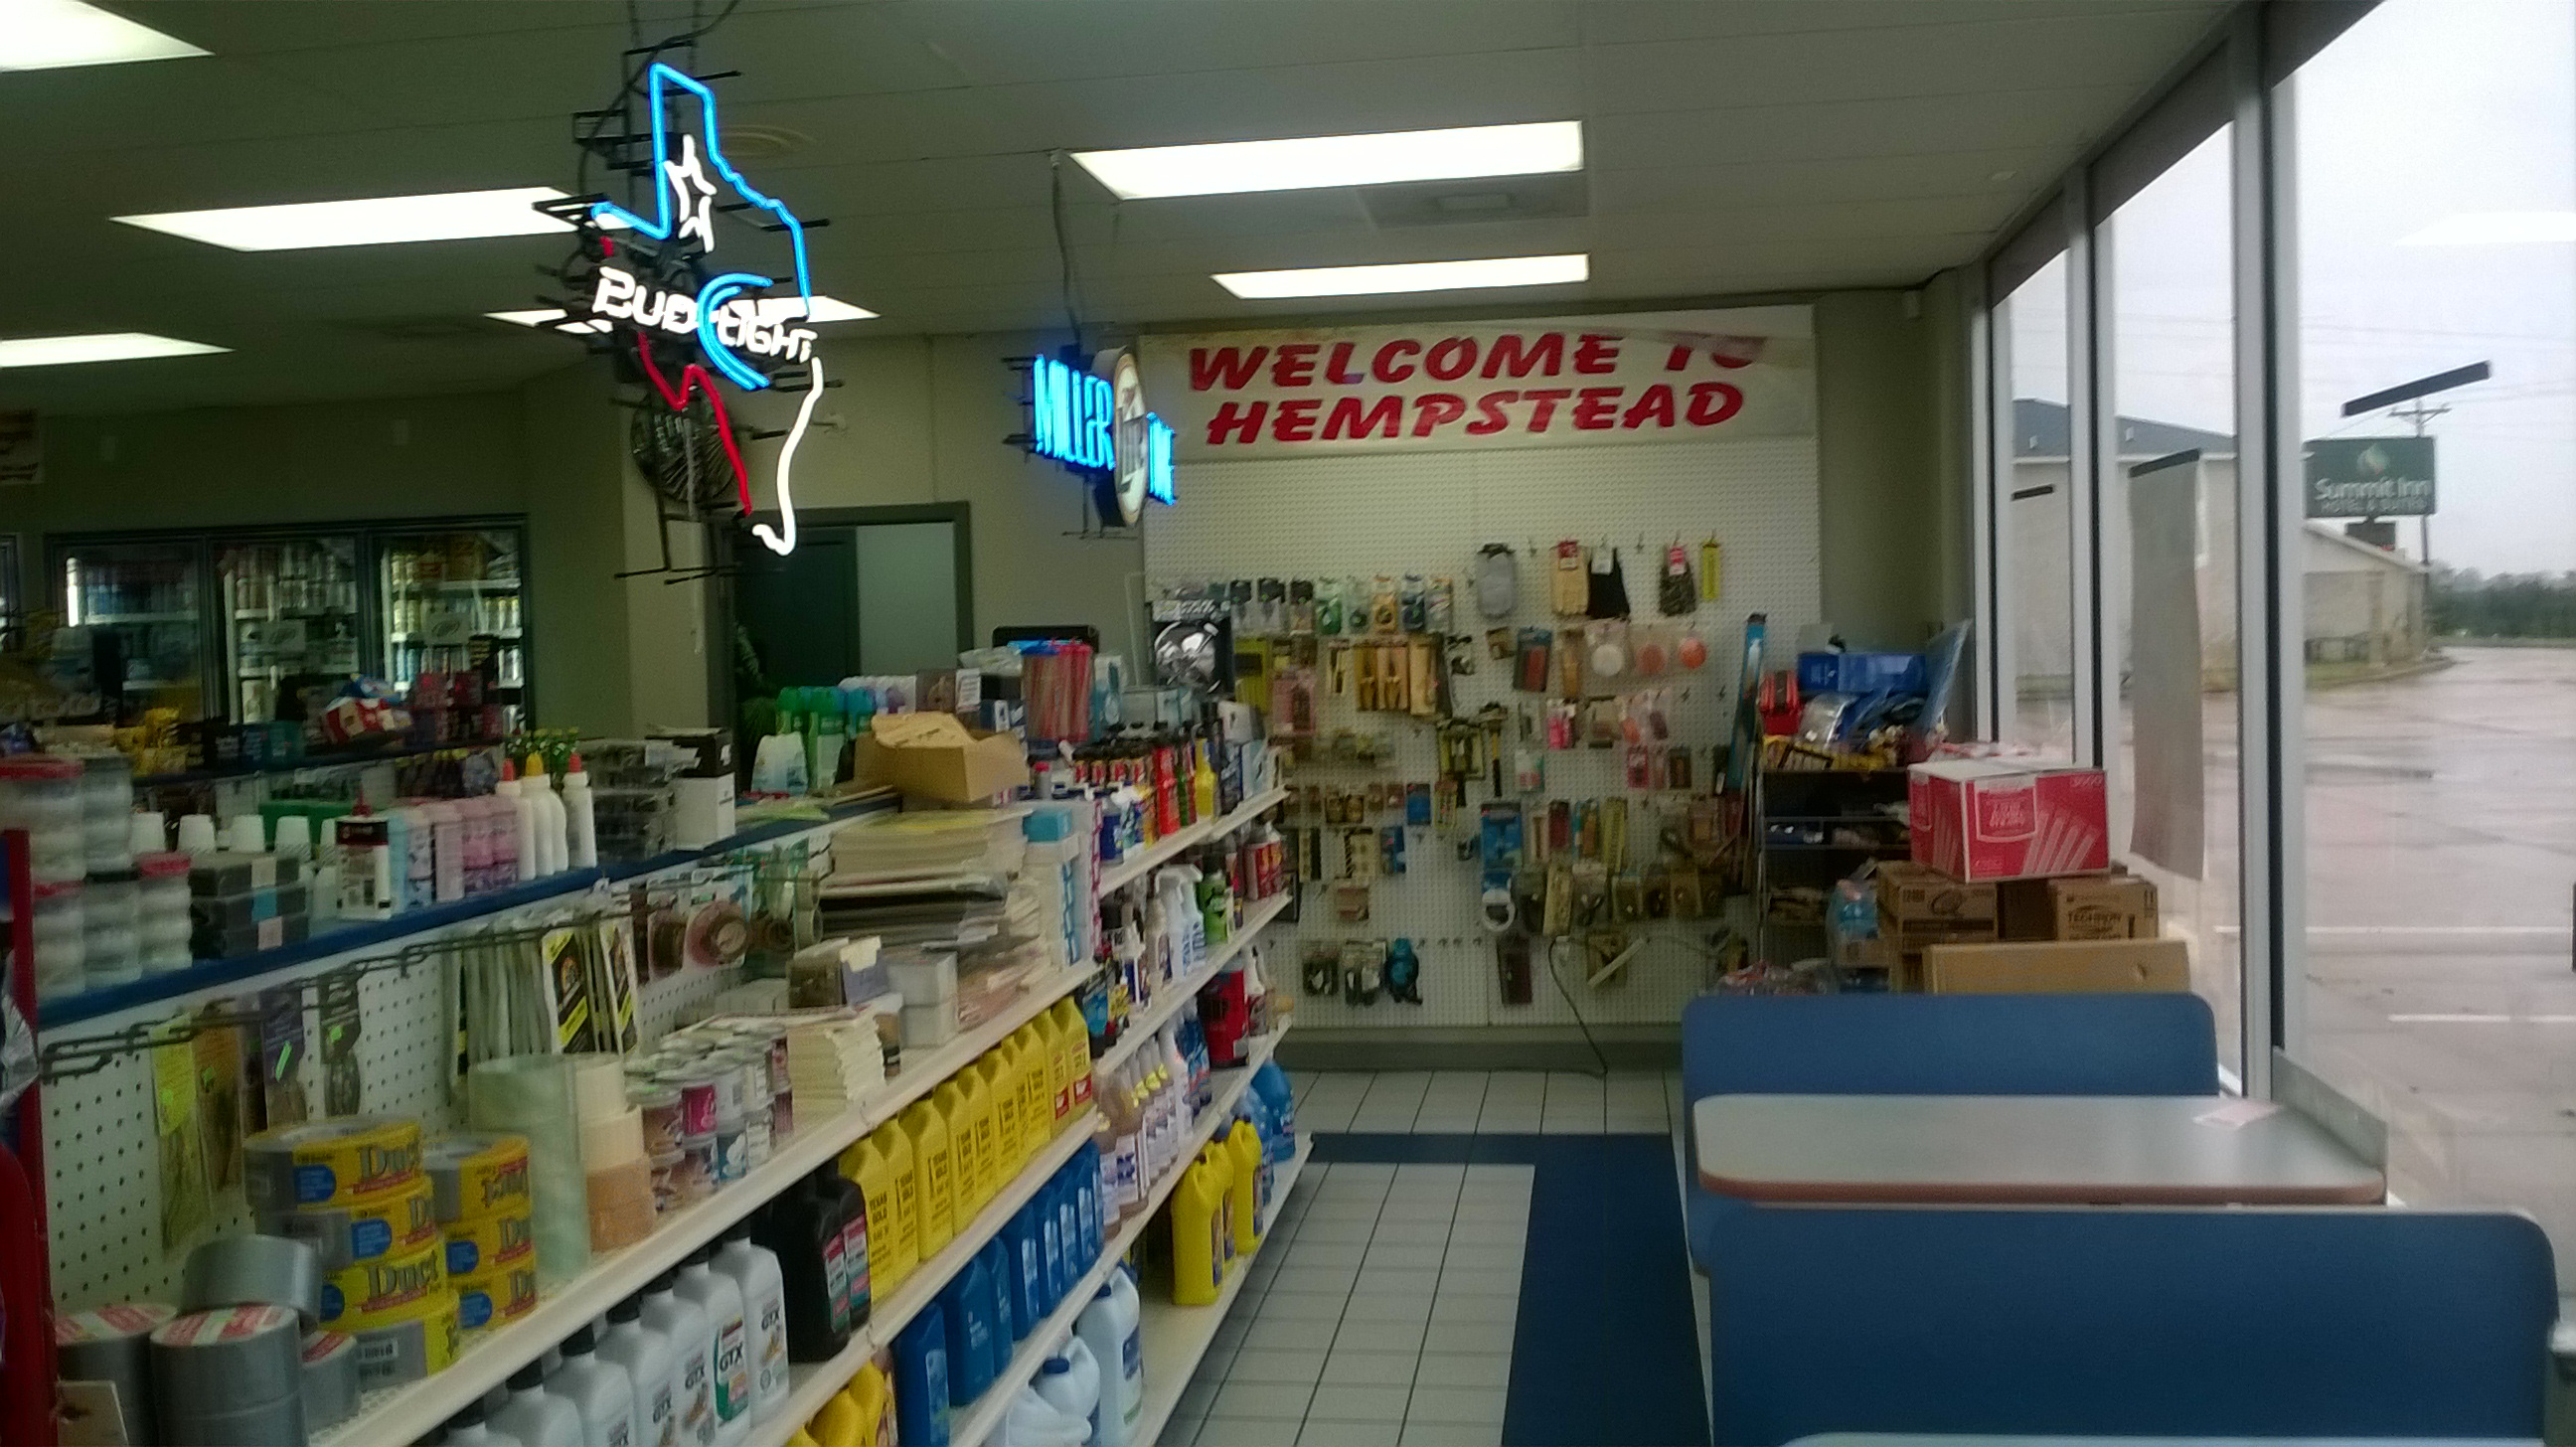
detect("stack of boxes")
[189,853,311,959]
[428,1132,536,1341]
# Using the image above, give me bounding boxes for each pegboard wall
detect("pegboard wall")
[41,821,840,1314]
[1146,435,1822,1033]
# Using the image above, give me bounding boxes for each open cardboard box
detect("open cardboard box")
[1922,936,2188,994]
[849,712,1028,804]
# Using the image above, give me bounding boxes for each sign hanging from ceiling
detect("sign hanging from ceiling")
[1137,306,1816,460]
[2304,436,2436,518]
[1016,348,1177,527]
[545,63,832,555]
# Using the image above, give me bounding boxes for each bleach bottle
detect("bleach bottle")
[1076,1270,1143,1447]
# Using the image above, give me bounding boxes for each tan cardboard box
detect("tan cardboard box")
[1873,860,1999,929]
[1922,937,2188,995]
[2049,873,2161,940]
[849,713,1028,803]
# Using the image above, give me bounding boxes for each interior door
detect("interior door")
[733,526,862,691]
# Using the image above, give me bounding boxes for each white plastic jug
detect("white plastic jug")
[1032,1338,1100,1445]
[1075,1269,1142,1447]
[998,1387,1088,1447]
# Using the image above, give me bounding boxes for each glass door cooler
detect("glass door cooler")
[57,538,213,720]
[220,534,363,724]
[376,524,528,741]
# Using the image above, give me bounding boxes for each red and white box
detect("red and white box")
[1909,759,2109,882]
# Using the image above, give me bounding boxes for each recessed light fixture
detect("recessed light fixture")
[1072,121,1583,200]
[2400,211,2576,245]
[0,0,205,72]
[0,332,227,369]
[1212,253,1589,300]
[116,188,617,251]
[487,294,877,333]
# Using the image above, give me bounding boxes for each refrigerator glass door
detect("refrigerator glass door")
[59,540,209,718]
[220,535,363,723]
[378,527,525,737]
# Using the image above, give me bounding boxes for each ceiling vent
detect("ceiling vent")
[721,124,811,161]
[1360,171,1589,229]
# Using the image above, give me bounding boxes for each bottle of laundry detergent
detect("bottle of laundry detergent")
[901,1098,957,1256]
[1223,1119,1265,1254]
[1168,1156,1227,1306]
[1031,1340,1100,1447]
[1076,1272,1143,1447]
[1198,1143,1237,1275]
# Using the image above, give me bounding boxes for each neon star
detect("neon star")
[663,134,719,253]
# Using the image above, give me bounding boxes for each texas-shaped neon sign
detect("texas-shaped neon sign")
[566,64,825,555]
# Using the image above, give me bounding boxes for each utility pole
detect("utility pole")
[2389,399,2449,565]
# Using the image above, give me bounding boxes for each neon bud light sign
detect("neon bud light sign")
[1023,350,1176,527]
[556,63,834,557]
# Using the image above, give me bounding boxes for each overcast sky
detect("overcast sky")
[2012,0,2574,577]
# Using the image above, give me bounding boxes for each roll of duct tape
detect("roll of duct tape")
[259,1173,437,1273]
[570,1054,629,1121]
[161,1391,308,1447]
[441,1207,535,1279]
[579,1106,645,1169]
[351,1295,461,1389]
[180,1233,324,1328]
[300,1331,359,1431]
[148,1303,303,1421]
[318,1235,446,1334]
[56,1302,175,1445]
[453,1258,539,1338]
[243,1115,423,1214]
[423,1131,531,1223]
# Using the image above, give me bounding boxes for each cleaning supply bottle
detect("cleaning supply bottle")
[674,1245,750,1445]
[753,1169,851,1361]
[810,1388,860,1447]
[1033,1338,1100,1446]
[867,1123,918,1290]
[1168,1155,1226,1306]
[1076,1273,1142,1447]
[1192,741,1219,826]
[844,1362,893,1447]
[713,1225,789,1424]
[840,1135,902,1303]
[1051,998,1094,1112]
[1001,1200,1046,1333]
[439,1398,520,1447]
[528,754,569,876]
[564,752,599,868]
[899,1099,956,1257]
[501,758,538,883]
[1199,1142,1238,1277]
[1224,1118,1265,1254]
[640,1271,717,1447]
[1096,1063,1142,1220]
[492,1363,584,1447]
[934,1078,980,1227]
[938,1260,998,1406]
[980,1046,1022,1177]
[978,1237,1019,1357]
[599,1294,679,1447]
[892,1306,952,1447]
[553,1326,638,1447]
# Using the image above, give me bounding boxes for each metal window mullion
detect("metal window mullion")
[1988,271,2020,741]
[2090,207,2131,838]
[1968,269,2000,739]
[2063,183,2103,767]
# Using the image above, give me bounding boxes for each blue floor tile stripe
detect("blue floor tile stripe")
[1308,1133,1710,1447]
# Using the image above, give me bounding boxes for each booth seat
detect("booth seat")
[1701,1201,2556,1444]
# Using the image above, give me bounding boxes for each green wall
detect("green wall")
[1814,285,1972,649]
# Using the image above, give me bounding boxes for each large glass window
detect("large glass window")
[2290,0,2576,1289]
[2001,253,2078,757]
[2106,129,2243,1077]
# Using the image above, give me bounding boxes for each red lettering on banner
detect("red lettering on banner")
[1572,387,1620,430]
[1371,340,1420,383]
[1623,385,1676,428]
[1424,338,1478,382]
[1412,393,1467,436]
[1271,343,1319,388]
[1687,381,1744,426]
[1481,333,1563,379]
[1324,395,1403,440]
[1190,347,1269,392]
[1325,342,1366,386]
[1523,388,1572,431]
[1208,401,1267,444]
[1664,345,1692,373]
[1272,398,1321,442]
[1466,391,1519,435]
[1573,333,1621,375]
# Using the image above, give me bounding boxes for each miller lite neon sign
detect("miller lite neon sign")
[1019,349,1176,527]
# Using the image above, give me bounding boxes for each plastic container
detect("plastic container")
[552,1325,638,1447]
[1032,1339,1100,1446]
[135,851,194,973]
[839,1133,906,1299]
[1076,1272,1143,1447]
[753,1169,853,1362]
[30,880,86,1000]
[639,1273,717,1447]
[712,1227,788,1426]
[937,1259,998,1406]
[891,1305,952,1447]
[80,867,141,989]
[903,1098,957,1256]
[79,751,133,874]
[0,755,86,884]
[673,1248,750,1444]
[596,1295,677,1447]
[1168,1155,1227,1306]
[1224,1119,1265,1255]
[491,1363,584,1447]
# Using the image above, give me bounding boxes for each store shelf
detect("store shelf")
[1132,1136,1315,1447]
[1094,889,1293,1078]
[317,963,1092,1447]
[1095,787,1288,900]
[81,611,195,624]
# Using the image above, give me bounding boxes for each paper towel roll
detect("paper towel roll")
[466,1056,591,1289]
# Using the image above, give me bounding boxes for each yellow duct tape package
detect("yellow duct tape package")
[318,1236,446,1334]
[243,1117,423,1215]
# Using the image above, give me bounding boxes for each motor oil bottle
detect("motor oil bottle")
[844,1360,894,1447]
[898,1099,956,1257]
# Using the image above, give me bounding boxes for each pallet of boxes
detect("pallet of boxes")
[1874,758,2179,994]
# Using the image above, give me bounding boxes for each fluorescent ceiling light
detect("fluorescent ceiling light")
[0,0,205,72]
[488,293,877,333]
[2400,211,2576,245]
[116,188,614,251]
[1072,120,1582,200]
[0,332,226,369]
[1213,253,1588,300]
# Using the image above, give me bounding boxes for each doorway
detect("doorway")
[727,503,973,703]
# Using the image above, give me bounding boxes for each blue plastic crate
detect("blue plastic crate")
[1796,650,1927,696]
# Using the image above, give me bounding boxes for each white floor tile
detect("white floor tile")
[1283,1241,1368,1269]
[1275,1263,1361,1297]
[1435,1267,1520,1297]
[1198,1417,1306,1447]
[1465,1163,1534,1186]
[1361,1243,1445,1270]
[1410,1113,1482,1132]
[1227,1349,1328,1384]
[1343,1293,1433,1325]
[1422,1318,1516,1355]
[1304,1383,1413,1423]
[1297,1219,1380,1244]
[1411,1354,1511,1389]
[1213,1380,1316,1420]
[1402,1386,1508,1427]
[1376,1197,1456,1222]
[1298,1421,1402,1447]
[1334,1319,1431,1354]
[1427,1295,1502,1329]
[1350,1267,1438,1297]
[1322,1348,1419,1386]
[1370,1221,1450,1247]
[1255,1290,1350,1322]
[1473,1107,1542,1132]
[1245,1318,1340,1353]
[1436,1243,1524,1271]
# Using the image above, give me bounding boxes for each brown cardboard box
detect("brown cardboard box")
[2048,873,2160,940]
[1873,860,1999,930]
[1996,878,2056,941]
[1922,937,2188,994]
[849,713,1029,803]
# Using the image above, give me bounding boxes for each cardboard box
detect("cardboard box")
[850,713,1029,804]
[1909,759,2110,882]
[1998,869,2161,941]
[1873,859,1999,929]
[1922,937,2188,994]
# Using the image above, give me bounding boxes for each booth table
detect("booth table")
[1693,1093,2385,1206]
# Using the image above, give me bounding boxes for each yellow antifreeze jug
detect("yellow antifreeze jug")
[934,1078,982,1225]
[979,1048,1021,1178]
[871,1122,919,1287]
[1198,1143,1238,1276]
[1168,1155,1227,1306]
[840,1135,906,1294]
[1050,999,1094,1111]
[846,1360,895,1447]
[898,1099,955,1256]
[1223,1119,1264,1255]
[810,1385,859,1447]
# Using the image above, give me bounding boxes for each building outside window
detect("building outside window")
[2000,253,2078,759]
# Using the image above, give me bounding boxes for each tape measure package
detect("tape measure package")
[319,1235,447,1333]
[442,1206,535,1279]
[353,1293,462,1389]
[244,1115,423,1214]
[453,1256,540,1337]
[57,1302,174,1443]
[424,1130,532,1222]
[260,1172,437,1273]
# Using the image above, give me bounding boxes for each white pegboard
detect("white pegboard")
[1145,434,1821,1032]
[40,820,846,1315]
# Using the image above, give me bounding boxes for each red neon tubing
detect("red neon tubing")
[631,332,753,513]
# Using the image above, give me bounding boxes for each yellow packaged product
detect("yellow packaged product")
[243,1116,422,1215]
[320,1235,448,1333]
[898,1100,955,1255]
[441,1207,535,1279]
[453,1256,540,1338]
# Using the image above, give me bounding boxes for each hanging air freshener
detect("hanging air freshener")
[1288,579,1317,636]
[1426,576,1456,636]
[1369,576,1401,635]
[1399,575,1428,634]
[1316,578,1346,635]
[1659,544,1696,616]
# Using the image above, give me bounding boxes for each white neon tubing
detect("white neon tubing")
[753,352,823,556]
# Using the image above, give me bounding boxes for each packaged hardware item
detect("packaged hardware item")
[243,1116,423,1215]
